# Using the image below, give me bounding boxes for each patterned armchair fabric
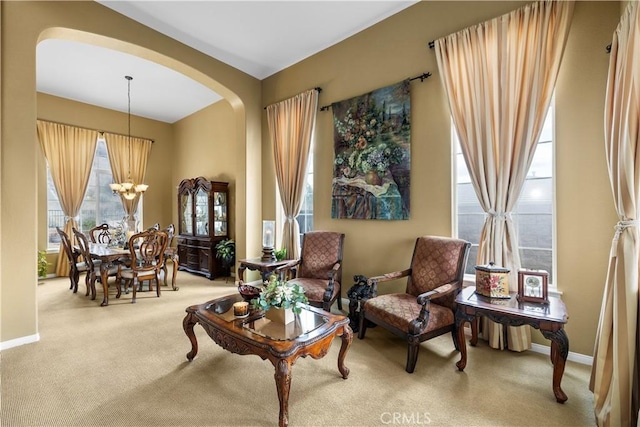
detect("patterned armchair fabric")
[279,231,345,312]
[358,235,470,373]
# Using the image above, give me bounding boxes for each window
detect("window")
[297,151,314,246]
[454,105,554,283]
[47,137,128,248]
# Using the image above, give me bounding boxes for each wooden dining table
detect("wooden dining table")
[87,243,130,306]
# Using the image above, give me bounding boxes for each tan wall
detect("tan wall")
[172,100,237,254]
[262,1,620,356]
[1,0,262,345]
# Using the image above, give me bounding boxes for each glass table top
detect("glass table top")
[205,295,329,341]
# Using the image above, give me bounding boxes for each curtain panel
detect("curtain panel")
[434,0,574,351]
[266,89,319,260]
[36,120,98,277]
[103,132,152,226]
[590,2,640,426]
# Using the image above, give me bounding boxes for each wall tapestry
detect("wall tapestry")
[331,80,410,220]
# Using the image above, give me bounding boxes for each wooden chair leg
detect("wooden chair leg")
[406,340,419,373]
[358,312,368,339]
[337,290,343,310]
[131,278,137,303]
[155,274,161,297]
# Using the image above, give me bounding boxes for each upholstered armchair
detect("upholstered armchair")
[358,236,471,373]
[275,231,345,312]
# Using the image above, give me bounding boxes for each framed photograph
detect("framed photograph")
[517,269,549,304]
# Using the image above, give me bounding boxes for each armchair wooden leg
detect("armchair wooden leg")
[358,311,368,339]
[406,338,420,373]
[337,290,343,310]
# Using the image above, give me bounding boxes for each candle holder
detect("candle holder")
[262,220,276,261]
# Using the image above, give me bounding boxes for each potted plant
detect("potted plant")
[251,275,308,324]
[215,239,235,275]
[38,250,48,279]
[274,247,287,262]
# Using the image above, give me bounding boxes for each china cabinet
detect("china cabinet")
[176,177,229,279]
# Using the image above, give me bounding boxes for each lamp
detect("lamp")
[109,75,148,201]
[261,220,276,261]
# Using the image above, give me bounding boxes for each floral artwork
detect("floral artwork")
[331,80,411,220]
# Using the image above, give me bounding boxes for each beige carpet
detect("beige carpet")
[1,272,595,426]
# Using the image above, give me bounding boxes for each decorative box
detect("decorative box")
[475,262,510,298]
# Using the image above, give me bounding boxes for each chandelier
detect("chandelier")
[109,75,148,201]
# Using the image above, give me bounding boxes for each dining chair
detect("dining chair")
[89,223,112,244]
[275,231,345,312]
[117,229,168,303]
[56,227,87,293]
[357,235,471,373]
[72,227,119,299]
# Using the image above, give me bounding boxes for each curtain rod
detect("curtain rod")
[37,118,154,143]
[319,72,431,112]
[263,87,322,110]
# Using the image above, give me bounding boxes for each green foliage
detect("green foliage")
[274,247,287,262]
[250,275,308,314]
[215,239,235,266]
[38,250,48,278]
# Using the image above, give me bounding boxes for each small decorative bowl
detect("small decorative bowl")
[238,284,261,302]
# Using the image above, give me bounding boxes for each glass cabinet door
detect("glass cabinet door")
[180,192,193,235]
[213,191,227,237]
[195,188,209,236]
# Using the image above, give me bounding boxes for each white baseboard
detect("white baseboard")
[530,342,593,366]
[1,333,40,351]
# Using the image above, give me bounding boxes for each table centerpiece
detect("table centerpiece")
[250,275,308,324]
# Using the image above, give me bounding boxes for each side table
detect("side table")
[238,257,291,285]
[455,286,569,403]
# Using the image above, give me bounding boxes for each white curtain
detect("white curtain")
[590,2,640,426]
[434,0,574,350]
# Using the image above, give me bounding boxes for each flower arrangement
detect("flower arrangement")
[333,107,406,177]
[251,275,308,314]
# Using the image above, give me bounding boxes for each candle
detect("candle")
[233,301,249,317]
[262,220,275,248]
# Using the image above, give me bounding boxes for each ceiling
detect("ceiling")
[36,1,418,124]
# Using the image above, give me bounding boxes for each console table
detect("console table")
[455,286,569,403]
[183,294,353,427]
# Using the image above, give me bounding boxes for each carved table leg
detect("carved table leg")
[183,311,199,361]
[274,359,292,427]
[99,262,111,306]
[455,309,474,371]
[542,328,569,403]
[337,324,353,379]
[470,317,479,346]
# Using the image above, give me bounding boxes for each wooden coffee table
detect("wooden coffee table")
[455,286,569,403]
[183,294,353,427]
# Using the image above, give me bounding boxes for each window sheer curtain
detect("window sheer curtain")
[36,120,98,277]
[103,132,152,228]
[266,89,319,260]
[435,0,574,350]
[590,3,640,426]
